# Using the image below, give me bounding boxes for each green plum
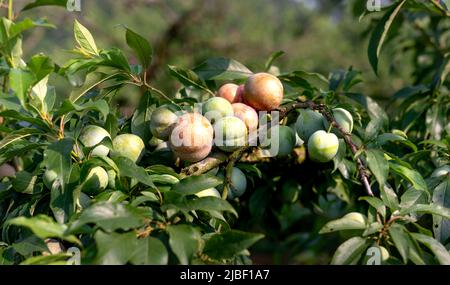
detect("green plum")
[43,169,58,189]
[431,165,450,178]
[82,166,109,194]
[307,130,339,162]
[78,125,111,157]
[150,105,178,140]
[323,108,353,135]
[112,134,146,163]
[295,109,325,142]
[195,188,221,198]
[213,116,248,152]
[203,97,234,124]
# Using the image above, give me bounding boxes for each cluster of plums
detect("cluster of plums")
[44,126,146,195]
[150,72,284,163]
[295,108,353,163]
[4,71,448,199]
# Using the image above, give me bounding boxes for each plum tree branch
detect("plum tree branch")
[306,101,374,197]
[180,98,374,197]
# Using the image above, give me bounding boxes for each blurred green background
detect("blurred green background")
[13,0,410,103]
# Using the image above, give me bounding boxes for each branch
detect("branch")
[180,99,374,197]
[306,101,374,197]
[430,0,450,17]
[180,152,228,177]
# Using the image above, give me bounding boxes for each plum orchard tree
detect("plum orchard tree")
[0,0,449,265]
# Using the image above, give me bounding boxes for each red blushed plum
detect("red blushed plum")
[0,163,16,179]
[217,83,242,104]
[232,103,259,132]
[243,72,284,111]
[169,113,214,162]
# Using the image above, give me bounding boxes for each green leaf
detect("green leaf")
[69,72,123,103]
[125,28,152,70]
[130,237,168,265]
[9,68,36,107]
[187,197,238,216]
[362,222,384,237]
[359,196,386,218]
[389,224,425,265]
[400,188,429,209]
[193,57,253,81]
[22,0,68,11]
[68,202,146,232]
[131,91,156,145]
[99,48,131,72]
[166,224,202,265]
[319,212,367,234]
[105,113,119,138]
[150,174,179,185]
[7,215,79,244]
[12,171,41,194]
[55,99,109,120]
[0,139,44,165]
[380,183,400,210]
[389,162,428,192]
[425,103,446,140]
[74,20,98,56]
[365,149,389,187]
[279,70,328,91]
[172,175,223,195]
[113,156,155,189]
[328,68,363,92]
[94,231,137,265]
[367,0,406,74]
[432,180,450,244]
[399,204,450,219]
[411,233,450,265]
[43,139,75,223]
[203,230,264,260]
[0,110,48,129]
[20,254,71,265]
[376,133,417,152]
[330,237,370,265]
[405,231,426,265]
[27,53,54,82]
[10,18,55,39]
[12,236,48,256]
[168,65,212,94]
[264,51,285,72]
[389,224,409,264]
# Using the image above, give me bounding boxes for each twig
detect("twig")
[306,101,374,197]
[7,0,12,20]
[180,152,228,177]
[430,0,450,17]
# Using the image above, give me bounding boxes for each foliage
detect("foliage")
[0,0,449,265]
